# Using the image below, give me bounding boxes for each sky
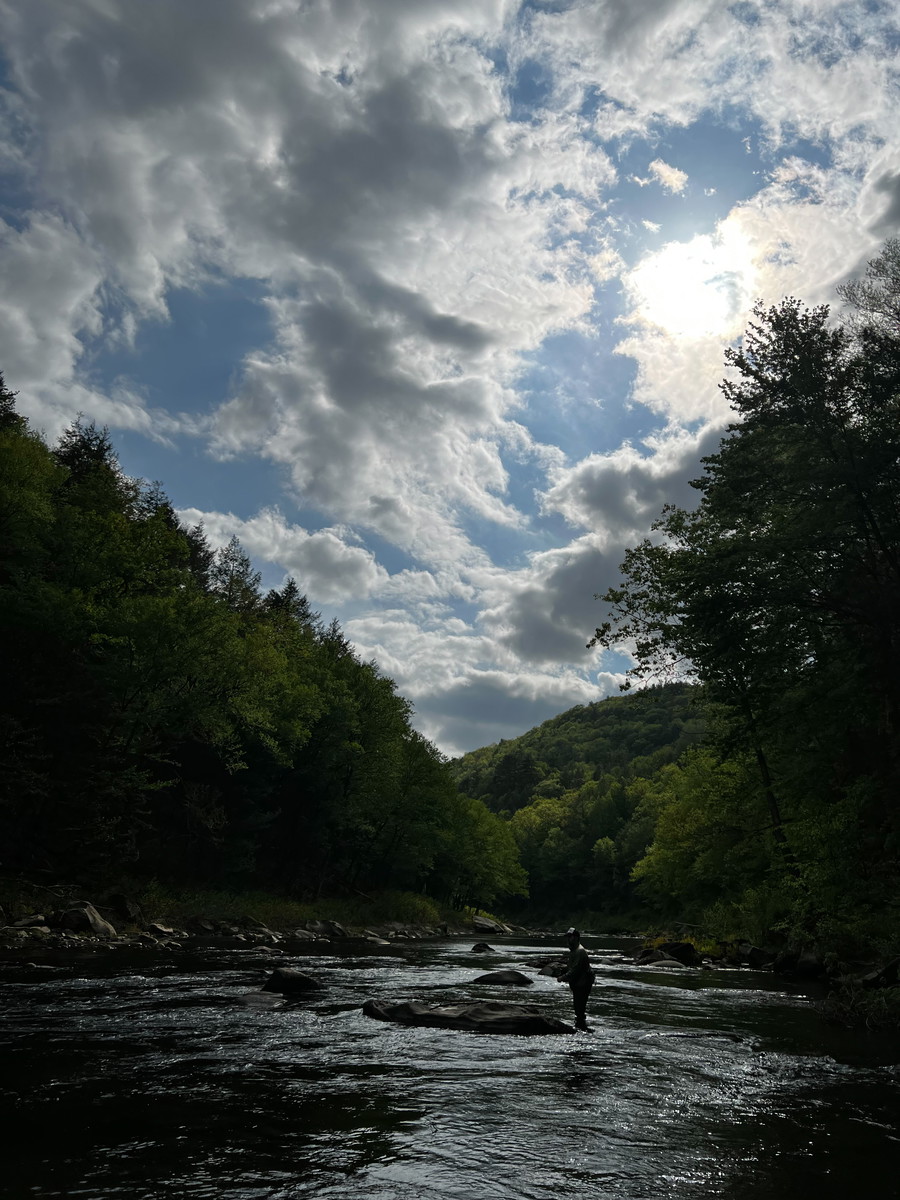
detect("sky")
[1,0,899,757]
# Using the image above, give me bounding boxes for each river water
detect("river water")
[2,936,899,1198]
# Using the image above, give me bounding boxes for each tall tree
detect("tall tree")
[591,254,900,941]
[210,535,262,613]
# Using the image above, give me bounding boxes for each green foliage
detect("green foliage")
[591,239,900,955]
[451,683,705,915]
[0,394,523,912]
[452,684,704,810]
[820,984,900,1031]
[133,883,447,930]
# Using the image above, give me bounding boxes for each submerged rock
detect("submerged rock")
[240,990,287,1009]
[635,948,691,969]
[471,970,533,986]
[362,999,573,1035]
[262,967,324,994]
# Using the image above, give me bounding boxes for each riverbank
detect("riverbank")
[0,879,544,956]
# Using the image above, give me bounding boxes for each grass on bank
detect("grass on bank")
[134,884,456,930]
[0,876,504,932]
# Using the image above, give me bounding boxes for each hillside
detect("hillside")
[0,387,525,912]
[450,684,705,917]
[451,683,704,812]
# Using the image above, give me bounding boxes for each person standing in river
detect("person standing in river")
[557,927,595,1030]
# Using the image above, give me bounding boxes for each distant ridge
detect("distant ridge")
[450,682,704,815]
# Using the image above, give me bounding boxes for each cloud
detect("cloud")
[177,506,389,604]
[648,159,688,194]
[1,0,898,756]
[345,603,621,756]
[471,425,725,669]
[541,426,723,537]
[416,670,624,759]
[528,0,900,154]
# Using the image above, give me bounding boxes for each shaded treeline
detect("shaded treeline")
[590,240,900,952]
[0,390,524,908]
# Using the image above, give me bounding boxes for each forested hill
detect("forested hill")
[451,684,703,812]
[450,684,705,914]
[0,381,524,911]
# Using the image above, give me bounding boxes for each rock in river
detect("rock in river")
[471,970,533,986]
[362,999,573,1035]
[262,967,324,994]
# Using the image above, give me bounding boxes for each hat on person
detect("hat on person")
[566,927,579,937]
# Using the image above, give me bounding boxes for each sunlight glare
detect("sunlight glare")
[628,231,755,339]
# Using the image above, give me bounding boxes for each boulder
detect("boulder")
[12,914,48,928]
[747,946,776,970]
[636,952,685,969]
[774,947,824,978]
[860,957,900,990]
[105,894,144,928]
[657,941,702,967]
[471,970,533,986]
[289,928,320,940]
[304,919,348,940]
[471,942,495,953]
[261,967,324,995]
[244,925,280,945]
[147,922,178,939]
[362,999,573,1035]
[635,948,670,965]
[185,916,218,935]
[472,915,511,934]
[56,902,117,939]
[538,959,567,977]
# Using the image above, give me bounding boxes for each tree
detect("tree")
[591,253,900,943]
[263,577,320,633]
[210,535,262,613]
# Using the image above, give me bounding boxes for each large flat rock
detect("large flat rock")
[362,998,573,1035]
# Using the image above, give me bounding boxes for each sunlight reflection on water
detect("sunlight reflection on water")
[2,937,899,1198]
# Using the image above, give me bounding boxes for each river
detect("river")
[2,936,899,1198]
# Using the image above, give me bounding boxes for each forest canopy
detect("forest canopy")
[0,389,524,910]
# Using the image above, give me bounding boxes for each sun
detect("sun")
[627,230,755,339]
